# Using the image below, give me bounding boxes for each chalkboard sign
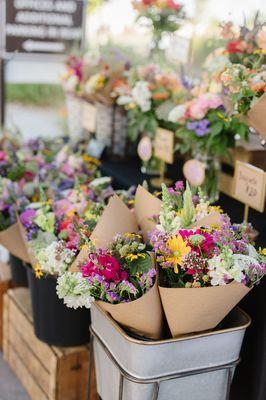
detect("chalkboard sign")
[4,0,85,55]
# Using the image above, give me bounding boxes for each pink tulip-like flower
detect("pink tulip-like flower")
[257,28,266,51]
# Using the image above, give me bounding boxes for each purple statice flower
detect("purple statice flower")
[119,280,138,296]
[26,225,39,241]
[105,291,120,303]
[8,205,16,225]
[246,263,266,286]
[20,208,37,228]
[139,268,156,289]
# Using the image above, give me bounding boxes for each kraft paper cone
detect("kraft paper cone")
[191,211,222,229]
[69,195,138,273]
[247,93,266,139]
[135,185,162,242]
[69,246,90,273]
[98,281,164,339]
[0,223,30,264]
[90,194,139,249]
[159,282,250,337]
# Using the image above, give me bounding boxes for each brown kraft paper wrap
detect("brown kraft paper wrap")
[98,280,164,339]
[0,223,30,264]
[159,282,250,337]
[134,185,162,242]
[247,93,266,139]
[69,194,139,273]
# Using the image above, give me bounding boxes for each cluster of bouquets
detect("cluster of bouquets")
[17,179,114,346]
[57,195,164,339]
[135,181,266,337]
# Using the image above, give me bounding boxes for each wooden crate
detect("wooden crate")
[219,136,266,197]
[3,287,98,400]
[0,262,12,350]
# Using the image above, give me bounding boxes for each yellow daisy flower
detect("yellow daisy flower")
[259,248,266,256]
[34,264,43,279]
[167,235,191,273]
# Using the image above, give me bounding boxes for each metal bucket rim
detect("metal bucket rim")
[93,303,251,346]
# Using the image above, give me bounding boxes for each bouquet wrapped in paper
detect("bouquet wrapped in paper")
[0,178,30,263]
[57,195,164,339]
[221,63,266,139]
[18,179,114,277]
[137,181,266,337]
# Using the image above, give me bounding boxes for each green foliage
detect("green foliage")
[129,254,152,276]
[6,84,64,107]
[127,108,158,141]
[180,182,195,228]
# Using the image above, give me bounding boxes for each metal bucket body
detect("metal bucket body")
[90,304,250,400]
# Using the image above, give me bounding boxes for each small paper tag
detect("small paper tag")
[154,128,174,164]
[137,137,152,162]
[233,161,266,212]
[81,101,97,132]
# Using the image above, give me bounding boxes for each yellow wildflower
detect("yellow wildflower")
[208,205,223,214]
[126,253,146,262]
[167,235,191,273]
[34,264,43,279]
[259,248,266,256]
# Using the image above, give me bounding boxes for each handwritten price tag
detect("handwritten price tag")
[233,161,266,212]
[81,101,96,132]
[154,128,174,164]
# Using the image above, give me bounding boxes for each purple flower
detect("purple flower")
[175,181,184,191]
[20,209,37,227]
[187,119,210,137]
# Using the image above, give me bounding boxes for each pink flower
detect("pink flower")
[81,253,128,283]
[54,199,74,217]
[257,28,266,50]
[166,0,182,10]
[0,151,7,161]
[61,163,74,177]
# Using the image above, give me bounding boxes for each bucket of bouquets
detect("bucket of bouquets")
[136,181,266,337]
[18,195,97,346]
[90,302,251,400]
[57,194,164,340]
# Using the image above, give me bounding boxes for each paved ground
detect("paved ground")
[0,352,30,400]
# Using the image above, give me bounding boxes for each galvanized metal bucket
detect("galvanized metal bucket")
[89,303,250,400]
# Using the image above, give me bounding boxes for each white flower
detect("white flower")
[116,95,134,106]
[64,75,79,92]
[56,272,94,309]
[89,177,112,188]
[168,104,187,123]
[34,240,75,275]
[132,81,152,112]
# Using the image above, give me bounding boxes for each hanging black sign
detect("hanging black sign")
[5,0,85,54]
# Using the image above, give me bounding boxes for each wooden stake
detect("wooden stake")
[244,204,249,223]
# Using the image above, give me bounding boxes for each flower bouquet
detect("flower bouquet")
[149,182,266,337]
[0,178,30,263]
[133,0,185,52]
[57,195,164,339]
[221,63,266,138]
[219,16,266,68]
[169,92,249,201]
[61,55,83,95]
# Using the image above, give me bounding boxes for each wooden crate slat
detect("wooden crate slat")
[8,346,48,400]
[3,288,97,400]
[8,322,51,394]
[57,352,89,400]
[7,289,57,367]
